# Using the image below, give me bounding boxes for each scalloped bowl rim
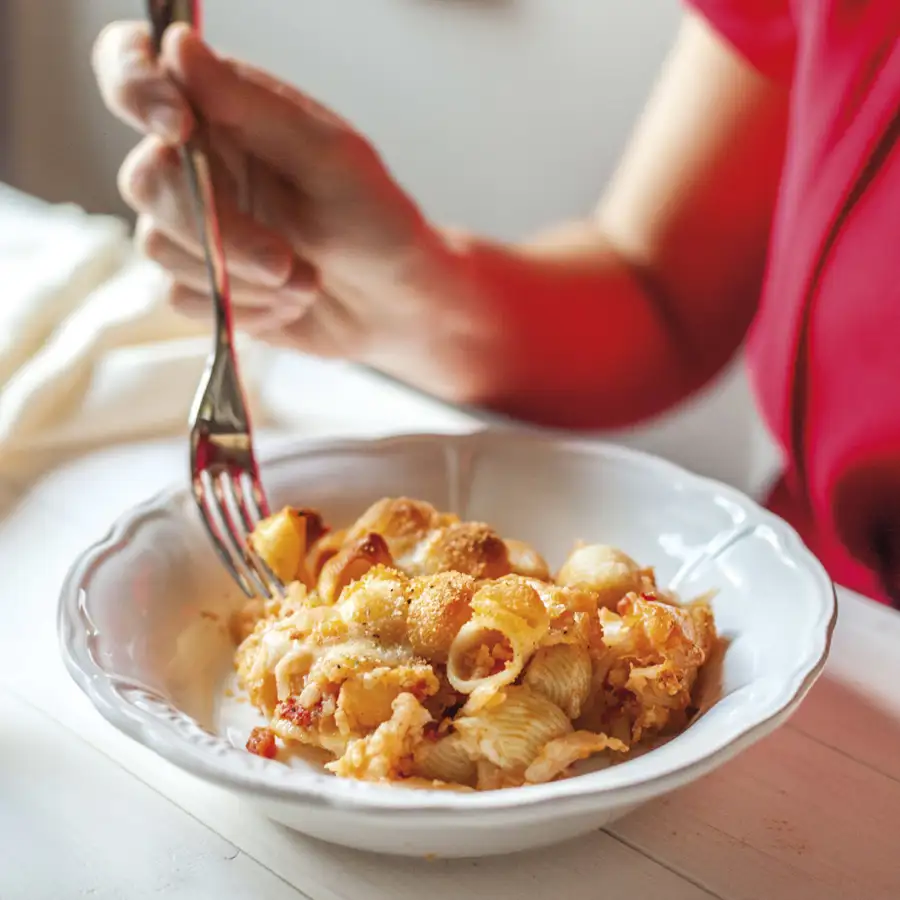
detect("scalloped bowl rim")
[58,430,837,819]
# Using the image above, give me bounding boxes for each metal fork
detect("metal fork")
[147,0,284,599]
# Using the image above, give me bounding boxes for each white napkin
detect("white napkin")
[0,187,127,387]
[0,186,476,482]
[0,186,276,479]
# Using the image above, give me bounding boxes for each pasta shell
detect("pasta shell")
[504,539,551,581]
[557,544,649,609]
[453,685,572,776]
[345,497,450,561]
[318,533,394,605]
[414,731,477,786]
[447,579,549,694]
[250,507,324,587]
[335,565,410,644]
[524,731,628,784]
[419,522,512,580]
[407,572,475,663]
[307,529,347,580]
[523,644,593,719]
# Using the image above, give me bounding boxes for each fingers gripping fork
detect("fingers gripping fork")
[147,1,284,600]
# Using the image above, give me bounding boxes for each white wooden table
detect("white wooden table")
[1,414,899,899]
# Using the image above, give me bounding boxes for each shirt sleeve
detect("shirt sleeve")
[685,0,797,84]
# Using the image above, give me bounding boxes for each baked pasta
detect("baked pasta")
[233,497,718,790]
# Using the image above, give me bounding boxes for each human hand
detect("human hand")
[92,22,495,397]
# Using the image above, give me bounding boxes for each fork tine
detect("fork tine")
[218,473,285,598]
[193,474,255,598]
[199,469,271,598]
[237,471,288,589]
[241,470,271,521]
[209,472,271,599]
[231,474,286,595]
[227,471,260,534]
[249,551,286,598]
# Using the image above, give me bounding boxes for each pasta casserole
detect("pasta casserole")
[233,498,717,790]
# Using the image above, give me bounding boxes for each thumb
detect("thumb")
[161,24,347,184]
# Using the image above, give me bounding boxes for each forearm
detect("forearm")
[427,13,785,429]
[440,222,754,429]
[366,13,783,427]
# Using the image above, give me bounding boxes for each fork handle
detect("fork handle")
[145,0,236,350]
[147,0,200,53]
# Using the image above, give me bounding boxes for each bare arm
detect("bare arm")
[449,12,789,428]
[95,13,788,428]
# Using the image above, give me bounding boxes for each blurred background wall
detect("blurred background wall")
[4,0,678,237]
[0,0,781,491]
[0,0,12,184]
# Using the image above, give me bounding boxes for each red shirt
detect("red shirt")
[687,0,900,604]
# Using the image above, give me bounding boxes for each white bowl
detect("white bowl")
[59,431,836,858]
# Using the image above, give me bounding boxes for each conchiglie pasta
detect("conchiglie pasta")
[523,644,593,719]
[307,528,347,580]
[345,497,453,564]
[317,532,394,605]
[407,572,475,663]
[504,538,551,581]
[235,496,719,789]
[413,731,477,787]
[524,731,629,784]
[336,565,410,645]
[556,544,653,609]
[447,578,550,694]
[452,686,572,784]
[419,522,511,580]
[250,507,325,587]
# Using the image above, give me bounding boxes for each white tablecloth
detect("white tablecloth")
[1,186,898,900]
